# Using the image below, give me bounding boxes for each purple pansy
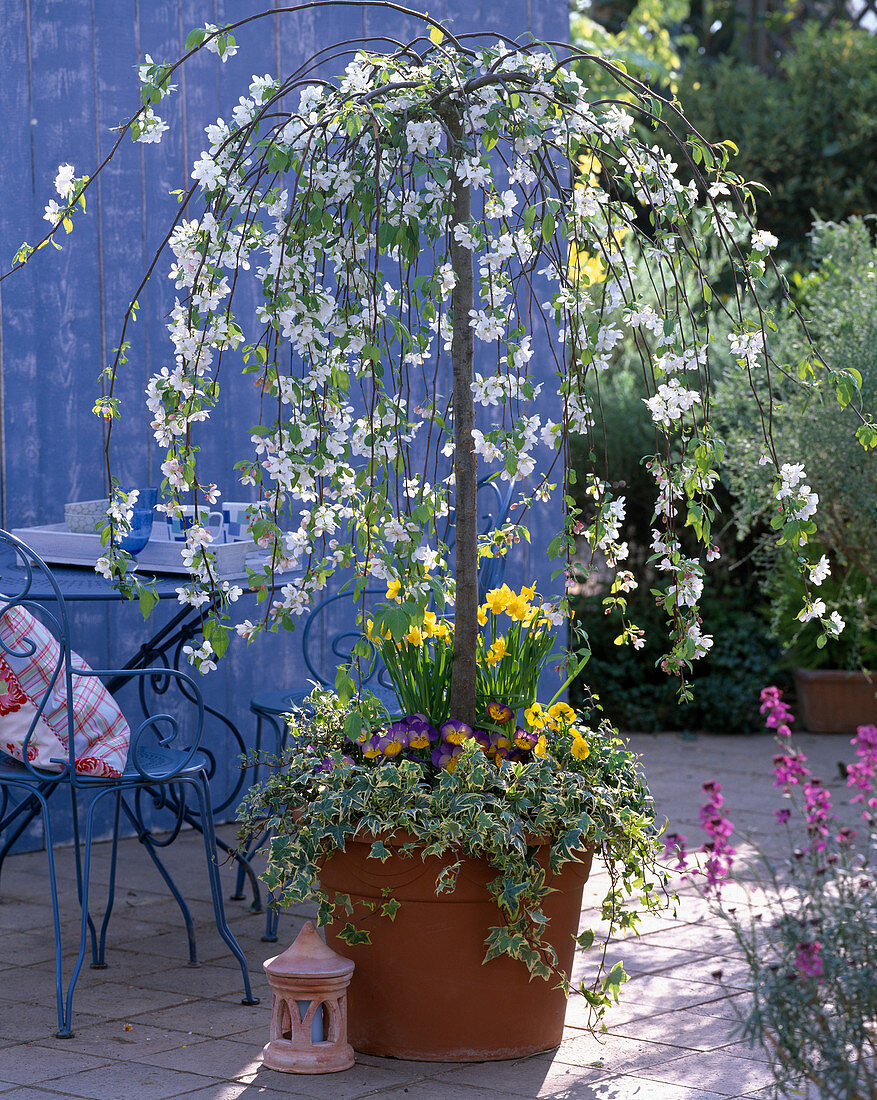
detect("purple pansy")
[440,719,473,745]
[431,743,462,771]
[486,701,514,724]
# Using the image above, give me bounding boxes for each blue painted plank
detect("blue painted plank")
[0,0,39,529]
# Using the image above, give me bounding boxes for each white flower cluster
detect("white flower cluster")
[43,163,78,226]
[644,378,702,428]
[727,329,765,369]
[775,462,819,523]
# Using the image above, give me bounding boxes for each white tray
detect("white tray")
[11,524,255,577]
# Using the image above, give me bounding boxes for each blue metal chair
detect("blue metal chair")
[244,477,516,939]
[0,530,259,1037]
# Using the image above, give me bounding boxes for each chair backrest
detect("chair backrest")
[0,530,78,781]
[0,529,205,784]
[299,477,515,691]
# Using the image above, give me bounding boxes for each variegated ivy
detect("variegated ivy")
[8,3,871,707]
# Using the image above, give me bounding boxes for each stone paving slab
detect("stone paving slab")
[0,731,841,1099]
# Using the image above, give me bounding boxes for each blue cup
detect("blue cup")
[119,487,158,555]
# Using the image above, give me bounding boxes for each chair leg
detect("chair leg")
[120,795,199,967]
[231,713,266,902]
[90,791,122,969]
[69,787,100,969]
[186,775,260,1006]
[28,790,71,1038]
[263,900,280,943]
[59,786,113,1039]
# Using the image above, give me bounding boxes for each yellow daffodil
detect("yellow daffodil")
[422,611,438,637]
[571,734,590,761]
[386,578,402,603]
[520,582,537,600]
[485,584,514,615]
[365,618,391,641]
[505,593,532,622]
[577,153,602,179]
[568,242,607,287]
[486,636,507,666]
[404,625,424,647]
[434,620,452,642]
[477,604,488,626]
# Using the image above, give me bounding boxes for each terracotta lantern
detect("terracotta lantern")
[262,921,355,1073]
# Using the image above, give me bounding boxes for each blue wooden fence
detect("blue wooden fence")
[0,0,568,850]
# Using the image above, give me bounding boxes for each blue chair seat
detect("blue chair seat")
[0,748,210,783]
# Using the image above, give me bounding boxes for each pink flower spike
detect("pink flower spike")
[794,941,824,980]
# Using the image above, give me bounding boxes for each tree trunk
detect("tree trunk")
[446,114,477,728]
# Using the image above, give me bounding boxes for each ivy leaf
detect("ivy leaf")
[338,923,371,946]
[369,840,391,862]
[380,898,401,920]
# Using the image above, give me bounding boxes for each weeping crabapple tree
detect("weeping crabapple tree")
[9,2,873,718]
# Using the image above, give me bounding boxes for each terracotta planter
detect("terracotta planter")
[319,834,593,1061]
[795,668,877,734]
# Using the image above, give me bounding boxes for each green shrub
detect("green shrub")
[572,583,785,732]
[677,24,877,249]
[717,217,877,669]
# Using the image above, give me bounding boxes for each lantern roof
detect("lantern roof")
[264,921,355,979]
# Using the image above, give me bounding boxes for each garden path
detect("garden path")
[0,731,850,1099]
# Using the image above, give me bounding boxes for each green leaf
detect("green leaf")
[855,422,877,450]
[185,27,206,51]
[136,585,157,621]
[428,24,445,45]
[541,211,555,243]
[335,666,356,704]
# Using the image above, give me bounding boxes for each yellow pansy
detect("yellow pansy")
[524,702,547,730]
[571,734,590,761]
[547,701,576,729]
[533,735,548,758]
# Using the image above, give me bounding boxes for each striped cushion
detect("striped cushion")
[0,606,130,777]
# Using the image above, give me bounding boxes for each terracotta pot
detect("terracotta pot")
[319,833,593,1061]
[795,668,877,733]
